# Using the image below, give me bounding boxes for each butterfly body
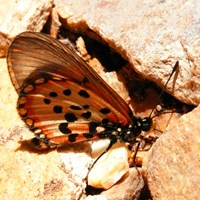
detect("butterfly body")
[7,32,154,150]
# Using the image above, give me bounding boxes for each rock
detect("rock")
[55,0,200,105]
[0,33,11,58]
[86,168,144,200]
[0,0,53,57]
[1,0,200,199]
[144,105,200,199]
[44,7,61,38]
[88,143,129,189]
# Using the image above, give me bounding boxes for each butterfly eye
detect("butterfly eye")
[141,117,152,132]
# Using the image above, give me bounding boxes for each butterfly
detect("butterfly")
[7,31,158,151]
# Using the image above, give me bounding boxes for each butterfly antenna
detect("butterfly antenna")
[149,61,179,118]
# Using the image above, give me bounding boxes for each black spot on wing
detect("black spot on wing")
[49,92,58,97]
[68,134,79,142]
[53,105,63,113]
[89,122,99,133]
[83,133,94,139]
[102,118,109,124]
[78,90,90,98]
[70,105,82,110]
[81,111,91,119]
[99,108,111,114]
[82,105,89,109]
[64,113,78,122]
[43,98,51,104]
[63,89,71,96]
[59,123,71,134]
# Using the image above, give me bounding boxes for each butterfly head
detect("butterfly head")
[140,117,156,132]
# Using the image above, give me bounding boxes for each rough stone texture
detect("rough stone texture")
[1,0,200,199]
[44,7,61,38]
[88,143,129,189]
[0,0,53,57]
[55,0,200,105]
[143,105,200,199]
[86,168,144,200]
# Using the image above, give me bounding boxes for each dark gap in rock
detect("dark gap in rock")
[139,183,152,200]
[58,25,128,72]
[85,185,104,196]
[119,65,194,115]
[58,26,79,43]
[83,36,127,72]
[41,14,52,34]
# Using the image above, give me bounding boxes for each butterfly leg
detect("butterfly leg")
[86,140,115,188]
[132,141,140,168]
[90,140,115,169]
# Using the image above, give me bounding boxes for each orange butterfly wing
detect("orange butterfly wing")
[7,32,133,148]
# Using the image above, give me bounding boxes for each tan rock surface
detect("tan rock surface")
[44,7,61,38]
[55,0,200,105]
[0,0,53,57]
[88,143,129,189]
[144,105,200,199]
[86,168,144,200]
[1,0,200,199]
